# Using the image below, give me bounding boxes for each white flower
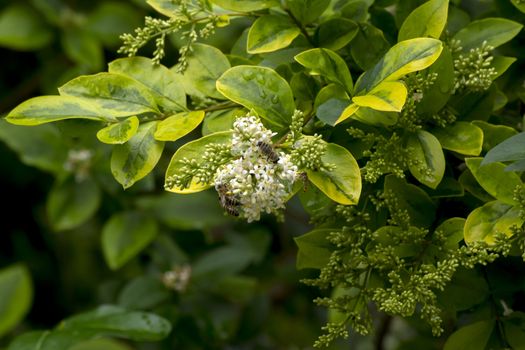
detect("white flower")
[214,115,298,222]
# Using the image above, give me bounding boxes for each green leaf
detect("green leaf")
[416,46,454,115]
[58,73,160,117]
[109,57,186,113]
[286,0,330,24]
[294,229,334,269]
[165,131,232,193]
[178,43,231,100]
[384,175,437,228]
[444,320,495,350]
[491,56,517,80]
[62,28,103,71]
[295,48,354,93]
[202,108,244,135]
[216,66,295,130]
[398,0,449,41]
[0,265,32,337]
[247,15,300,54]
[47,176,101,231]
[0,5,52,50]
[511,0,525,13]
[466,158,522,205]
[436,217,465,249]
[0,120,68,174]
[438,267,489,311]
[6,96,113,126]
[69,338,132,350]
[464,200,523,245]
[432,122,483,156]
[355,38,443,94]
[348,106,398,126]
[102,212,159,270]
[316,18,358,51]
[154,111,205,142]
[453,18,523,52]
[314,83,349,124]
[117,276,170,310]
[306,142,361,205]
[145,0,183,17]
[97,116,139,144]
[472,121,518,153]
[482,132,525,165]
[459,169,495,202]
[407,130,445,189]
[211,0,279,11]
[350,23,390,71]
[136,192,229,230]
[503,313,525,350]
[111,121,165,189]
[352,81,407,112]
[8,330,95,350]
[426,177,464,198]
[62,305,171,341]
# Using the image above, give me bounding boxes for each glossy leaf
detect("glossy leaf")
[464,200,523,245]
[407,130,446,189]
[432,121,483,156]
[111,122,165,189]
[295,48,353,93]
[0,265,32,337]
[117,276,170,310]
[436,218,465,249]
[6,96,112,125]
[247,15,300,54]
[306,142,361,205]
[287,0,330,24]
[202,108,244,135]
[165,131,232,193]
[355,38,443,94]
[511,0,525,13]
[472,121,517,152]
[59,73,160,117]
[47,176,101,231]
[316,18,358,51]
[7,330,94,350]
[97,116,139,144]
[466,158,522,205]
[398,0,449,41]
[102,212,158,270]
[384,175,436,228]
[482,132,525,165]
[352,81,407,112]
[178,43,231,100]
[438,268,489,311]
[211,0,278,11]
[294,229,334,269]
[109,57,186,113]
[350,23,390,71]
[426,177,464,198]
[347,106,398,126]
[491,56,517,80]
[62,305,171,341]
[69,339,132,350]
[216,66,294,130]
[154,111,205,142]
[453,18,523,52]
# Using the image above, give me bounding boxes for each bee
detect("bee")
[256,141,280,163]
[216,183,241,217]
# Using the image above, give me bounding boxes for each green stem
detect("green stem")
[284,9,315,47]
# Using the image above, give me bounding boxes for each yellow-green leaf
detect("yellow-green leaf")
[407,130,445,189]
[247,15,300,54]
[6,95,112,125]
[352,81,407,112]
[111,121,164,189]
[0,265,32,337]
[216,66,294,130]
[97,116,139,144]
[59,72,160,117]
[334,103,359,125]
[211,0,278,11]
[453,18,523,52]
[306,142,361,205]
[398,0,449,41]
[154,111,205,142]
[464,200,523,245]
[295,48,353,93]
[165,131,233,193]
[432,122,483,156]
[465,157,522,205]
[109,57,186,113]
[355,38,443,94]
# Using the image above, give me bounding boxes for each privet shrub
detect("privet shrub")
[2,0,525,348]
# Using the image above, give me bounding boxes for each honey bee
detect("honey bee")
[256,141,280,163]
[217,183,241,217]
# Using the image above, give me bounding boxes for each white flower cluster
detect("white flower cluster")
[214,115,298,222]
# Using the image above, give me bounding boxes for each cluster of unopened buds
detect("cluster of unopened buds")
[214,115,298,222]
